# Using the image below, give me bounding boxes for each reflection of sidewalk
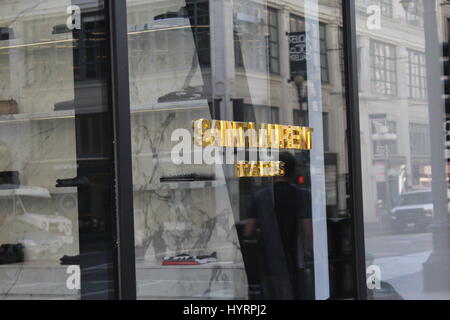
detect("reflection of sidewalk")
[374,251,430,281]
[374,251,450,300]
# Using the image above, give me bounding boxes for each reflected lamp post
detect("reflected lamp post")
[371,123,397,211]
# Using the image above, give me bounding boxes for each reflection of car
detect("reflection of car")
[0,186,74,260]
[390,190,434,232]
[0,186,73,238]
[14,213,72,237]
[19,231,65,260]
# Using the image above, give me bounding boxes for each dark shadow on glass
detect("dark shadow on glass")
[55,0,117,300]
[241,152,315,300]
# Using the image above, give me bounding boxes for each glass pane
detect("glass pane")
[127,0,356,300]
[0,0,117,299]
[356,0,450,299]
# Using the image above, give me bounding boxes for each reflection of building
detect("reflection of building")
[356,0,437,223]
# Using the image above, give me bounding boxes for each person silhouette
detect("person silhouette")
[244,152,312,299]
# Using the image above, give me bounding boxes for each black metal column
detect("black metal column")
[342,0,368,300]
[107,0,137,300]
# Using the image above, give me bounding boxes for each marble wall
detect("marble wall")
[127,0,249,298]
[130,107,245,264]
[0,1,81,300]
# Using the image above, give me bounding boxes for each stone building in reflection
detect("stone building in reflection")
[356,0,447,225]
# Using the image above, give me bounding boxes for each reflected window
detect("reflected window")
[268,7,280,74]
[234,4,279,74]
[407,49,427,100]
[405,0,423,26]
[74,12,108,81]
[319,23,329,83]
[255,105,279,123]
[370,40,397,96]
[289,15,329,83]
[338,27,345,85]
[409,123,431,155]
[294,110,330,151]
[186,0,210,67]
[370,117,398,158]
[323,113,330,152]
[0,27,14,40]
[373,0,393,18]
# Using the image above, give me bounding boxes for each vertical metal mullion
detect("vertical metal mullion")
[108,0,137,300]
[342,0,367,300]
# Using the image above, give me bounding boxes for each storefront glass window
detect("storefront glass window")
[5,0,450,301]
[0,0,118,300]
[356,0,450,299]
[126,0,357,300]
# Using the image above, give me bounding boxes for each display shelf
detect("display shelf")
[0,100,209,124]
[0,34,74,50]
[0,186,77,197]
[0,109,74,123]
[130,99,209,114]
[47,187,77,195]
[0,260,244,270]
[0,260,246,300]
[0,186,51,198]
[134,180,225,191]
[0,181,224,197]
[136,260,244,269]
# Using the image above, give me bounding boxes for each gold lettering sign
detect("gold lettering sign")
[192,119,313,150]
[235,161,285,178]
[192,119,313,178]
